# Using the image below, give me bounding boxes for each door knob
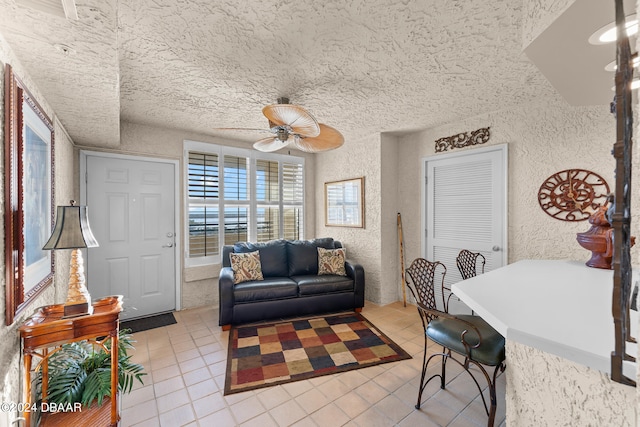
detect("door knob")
[492,245,500,251]
[163,243,174,248]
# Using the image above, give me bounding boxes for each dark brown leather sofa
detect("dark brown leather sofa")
[218,238,365,329]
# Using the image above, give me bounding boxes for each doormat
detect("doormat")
[224,313,412,395]
[121,312,177,333]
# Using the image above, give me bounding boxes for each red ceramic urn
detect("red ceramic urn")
[576,204,635,269]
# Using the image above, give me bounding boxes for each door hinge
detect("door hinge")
[425,176,428,185]
[85,171,88,183]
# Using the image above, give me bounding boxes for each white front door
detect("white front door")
[424,145,507,314]
[83,153,177,320]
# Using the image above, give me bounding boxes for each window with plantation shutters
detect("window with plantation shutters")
[256,160,279,242]
[223,155,250,246]
[282,162,304,240]
[184,141,304,265]
[187,152,219,260]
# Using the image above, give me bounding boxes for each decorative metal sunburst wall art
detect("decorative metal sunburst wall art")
[434,127,490,153]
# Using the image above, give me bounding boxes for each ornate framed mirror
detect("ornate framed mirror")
[4,64,55,325]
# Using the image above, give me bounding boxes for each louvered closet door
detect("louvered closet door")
[425,146,506,314]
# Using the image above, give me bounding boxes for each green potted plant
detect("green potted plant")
[35,328,146,409]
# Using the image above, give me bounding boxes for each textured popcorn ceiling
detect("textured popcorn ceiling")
[0,0,623,148]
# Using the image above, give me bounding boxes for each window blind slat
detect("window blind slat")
[283,162,303,204]
[256,160,279,203]
[187,152,220,257]
[188,152,219,199]
[257,206,279,242]
[224,155,248,201]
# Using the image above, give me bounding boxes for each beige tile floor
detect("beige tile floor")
[121,301,506,427]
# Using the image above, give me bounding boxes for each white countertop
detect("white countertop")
[451,259,637,377]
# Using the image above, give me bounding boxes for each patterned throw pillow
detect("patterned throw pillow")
[317,247,347,276]
[230,251,264,284]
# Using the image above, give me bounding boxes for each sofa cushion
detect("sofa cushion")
[234,277,298,302]
[317,247,347,276]
[287,238,335,276]
[230,251,264,284]
[293,275,354,296]
[233,239,288,277]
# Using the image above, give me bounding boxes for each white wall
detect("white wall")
[315,133,388,303]
[0,32,76,427]
[380,134,401,303]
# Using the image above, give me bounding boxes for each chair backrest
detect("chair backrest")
[405,258,447,322]
[456,250,486,280]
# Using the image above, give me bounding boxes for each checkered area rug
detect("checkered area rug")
[224,312,412,395]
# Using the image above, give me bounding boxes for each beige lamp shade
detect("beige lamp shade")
[43,202,99,250]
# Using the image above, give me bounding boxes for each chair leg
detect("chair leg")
[440,348,448,389]
[415,335,429,409]
[486,362,506,427]
[416,345,450,409]
[487,383,497,427]
[420,353,505,427]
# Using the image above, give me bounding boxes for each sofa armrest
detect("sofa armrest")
[219,267,235,326]
[345,260,365,308]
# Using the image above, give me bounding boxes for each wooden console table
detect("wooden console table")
[19,295,123,427]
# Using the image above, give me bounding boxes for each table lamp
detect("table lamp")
[43,200,99,317]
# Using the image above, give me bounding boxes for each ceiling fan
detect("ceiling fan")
[220,97,344,153]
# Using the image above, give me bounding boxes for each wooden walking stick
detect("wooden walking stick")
[397,213,407,307]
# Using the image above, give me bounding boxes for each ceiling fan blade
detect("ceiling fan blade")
[293,124,344,153]
[253,136,294,152]
[262,104,320,137]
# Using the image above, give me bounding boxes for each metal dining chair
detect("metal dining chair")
[406,257,506,427]
[456,249,486,280]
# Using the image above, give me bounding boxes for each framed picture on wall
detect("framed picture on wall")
[324,177,364,228]
[4,64,55,325]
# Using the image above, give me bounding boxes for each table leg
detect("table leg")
[23,353,31,427]
[41,348,48,402]
[110,332,119,426]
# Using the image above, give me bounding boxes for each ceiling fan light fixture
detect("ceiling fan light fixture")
[610,78,640,91]
[589,14,638,45]
[605,56,640,72]
[276,127,289,142]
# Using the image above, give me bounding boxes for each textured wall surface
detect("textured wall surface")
[506,341,636,426]
[380,134,402,304]
[0,33,75,427]
[0,0,120,147]
[315,133,387,304]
